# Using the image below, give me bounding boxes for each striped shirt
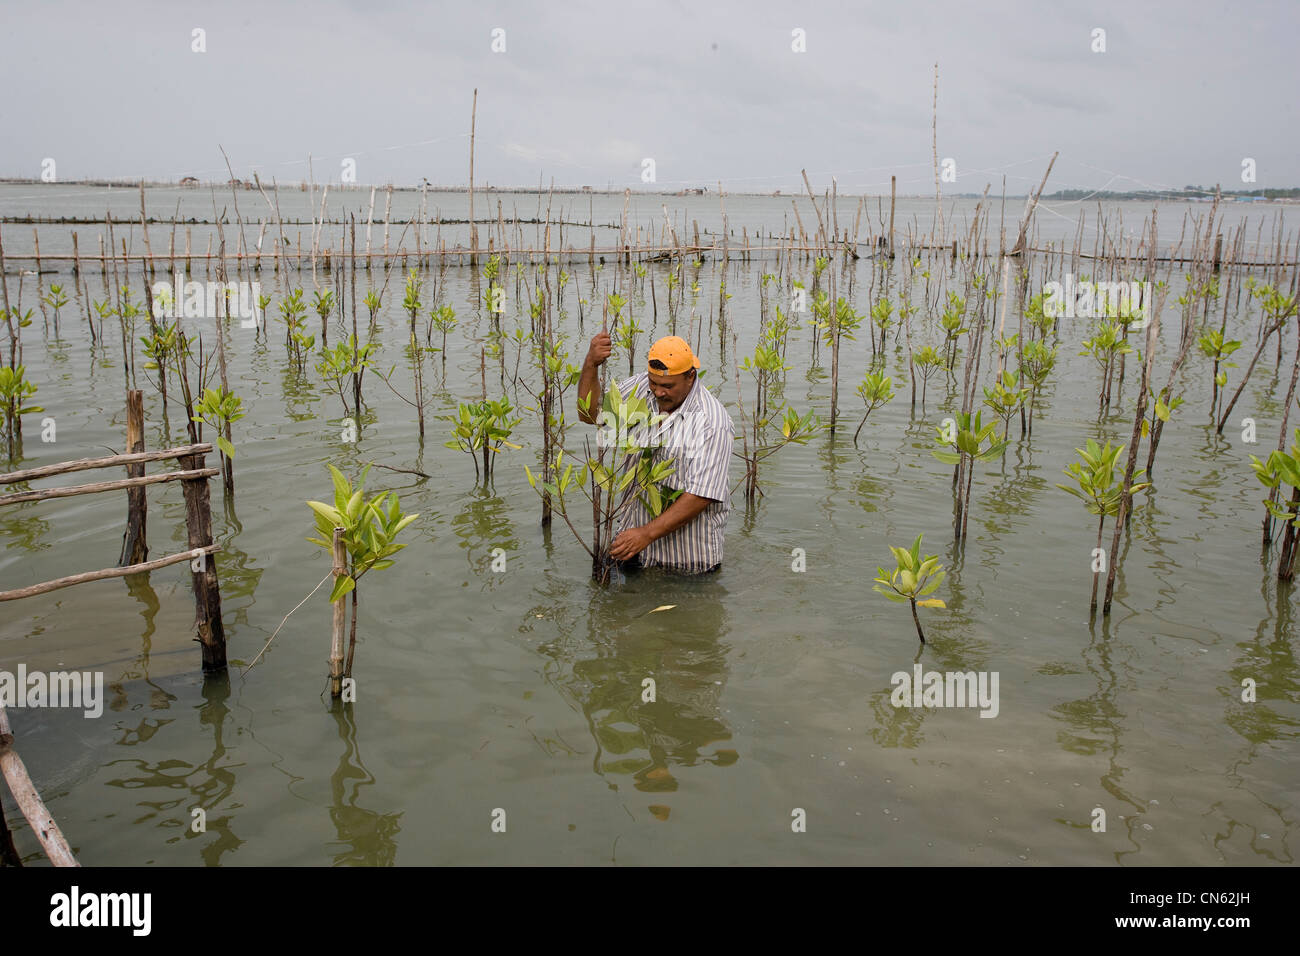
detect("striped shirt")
[613,371,734,573]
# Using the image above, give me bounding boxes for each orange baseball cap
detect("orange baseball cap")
[647,336,700,375]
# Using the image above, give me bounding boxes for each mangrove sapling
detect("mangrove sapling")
[482,254,504,314]
[317,336,378,420]
[734,335,820,500]
[191,385,244,495]
[0,364,42,463]
[1018,339,1057,438]
[306,464,420,696]
[869,297,894,359]
[872,533,947,645]
[92,299,113,350]
[932,410,1009,542]
[853,371,895,447]
[1195,329,1242,423]
[912,346,945,412]
[139,319,179,424]
[1250,427,1300,579]
[402,270,430,438]
[363,289,382,332]
[1056,439,1150,612]
[811,293,863,435]
[1079,320,1132,415]
[256,293,271,340]
[1024,292,1054,342]
[445,397,522,486]
[313,289,335,347]
[41,284,67,335]
[429,305,457,372]
[1217,284,1299,435]
[278,289,313,374]
[982,368,1030,442]
[938,292,968,371]
[525,381,685,585]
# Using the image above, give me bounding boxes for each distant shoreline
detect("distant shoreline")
[1,178,1296,204]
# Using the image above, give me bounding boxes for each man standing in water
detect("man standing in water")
[578,332,734,574]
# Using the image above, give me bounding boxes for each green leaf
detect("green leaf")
[329,574,356,603]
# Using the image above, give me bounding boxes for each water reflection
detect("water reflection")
[452,490,519,588]
[326,702,402,866]
[104,672,244,865]
[538,572,737,806]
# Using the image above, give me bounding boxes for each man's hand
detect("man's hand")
[578,332,614,423]
[586,331,612,368]
[609,525,653,561]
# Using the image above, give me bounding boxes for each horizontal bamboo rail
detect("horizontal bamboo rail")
[0,467,219,507]
[0,443,212,485]
[0,544,221,602]
[0,705,79,866]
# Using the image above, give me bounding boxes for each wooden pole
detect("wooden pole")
[0,443,212,485]
[889,175,897,259]
[179,448,225,672]
[469,88,478,266]
[0,545,220,602]
[0,467,218,507]
[119,389,147,565]
[0,705,80,866]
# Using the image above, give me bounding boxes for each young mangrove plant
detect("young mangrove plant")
[1196,329,1241,424]
[307,464,419,697]
[734,334,820,500]
[526,381,686,585]
[429,304,457,371]
[317,335,378,420]
[0,364,42,463]
[313,289,335,346]
[939,292,968,371]
[1018,338,1057,438]
[279,289,313,374]
[982,368,1030,442]
[872,533,947,645]
[1248,426,1300,580]
[869,297,894,359]
[853,371,895,447]
[446,396,522,486]
[1056,438,1150,612]
[1217,283,1298,435]
[1079,320,1132,415]
[41,283,68,333]
[912,345,945,412]
[932,410,1009,541]
[192,385,244,495]
[811,291,863,435]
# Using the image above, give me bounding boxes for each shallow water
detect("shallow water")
[1,189,1297,865]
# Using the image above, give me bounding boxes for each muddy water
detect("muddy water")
[0,188,1296,864]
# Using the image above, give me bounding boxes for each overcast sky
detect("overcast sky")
[3,0,1296,194]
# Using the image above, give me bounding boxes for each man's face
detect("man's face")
[648,368,695,414]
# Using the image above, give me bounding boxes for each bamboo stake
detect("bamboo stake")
[329,527,346,698]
